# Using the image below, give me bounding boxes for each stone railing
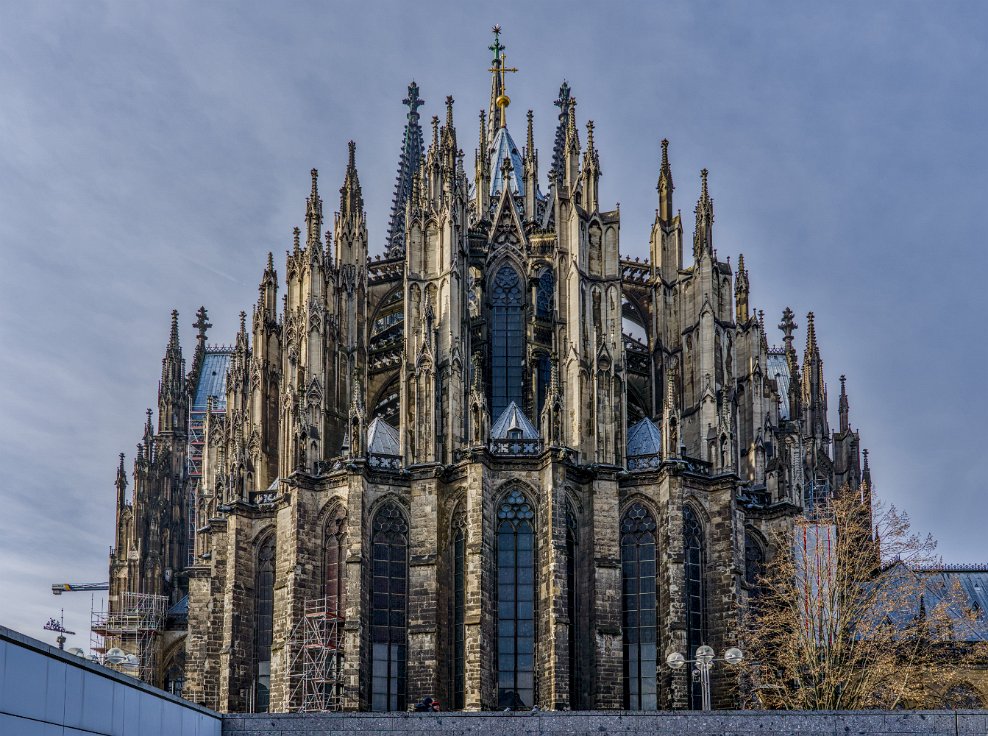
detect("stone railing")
[628,453,662,471]
[489,437,543,456]
[368,453,402,471]
[224,710,988,735]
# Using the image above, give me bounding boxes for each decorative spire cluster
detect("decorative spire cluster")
[551,81,572,178]
[339,141,363,218]
[734,253,749,322]
[693,168,714,260]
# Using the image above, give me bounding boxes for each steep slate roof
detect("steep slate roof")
[627,417,662,457]
[491,401,539,439]
[767,350,791,421]
[367,416,400,455]
[489,126,525,197]
[192,349,232,411]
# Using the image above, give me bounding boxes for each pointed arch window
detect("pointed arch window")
[536,354,551,419]
[325,506,347,616]
[621,502,658,709]
[490,265,524,419]
[565,501,580,709]
[253,534,276,713]
[497,489,536,709]
[683,506,707,710]
[536,268,554,320]
[744,531,765,592]
[450,510,467,710]
[370,502,408,712]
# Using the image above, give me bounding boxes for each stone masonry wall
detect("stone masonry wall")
[224,710,988,735]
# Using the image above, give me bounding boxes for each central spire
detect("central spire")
[487,25,518,140]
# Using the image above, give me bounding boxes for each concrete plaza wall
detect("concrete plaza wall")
[224,710,988,735]
[0,625,220,736]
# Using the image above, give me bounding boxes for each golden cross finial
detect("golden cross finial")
[489,51,518,128]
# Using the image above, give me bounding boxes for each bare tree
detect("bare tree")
[743,485,985,710]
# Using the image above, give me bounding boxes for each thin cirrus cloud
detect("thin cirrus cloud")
[0,1,985,645]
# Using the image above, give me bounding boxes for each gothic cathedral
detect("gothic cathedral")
[105,30,870,713]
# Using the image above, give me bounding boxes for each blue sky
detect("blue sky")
[1,1,985,648]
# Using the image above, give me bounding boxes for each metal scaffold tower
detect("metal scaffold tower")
[288,597,344,712]
[91,592,168,682]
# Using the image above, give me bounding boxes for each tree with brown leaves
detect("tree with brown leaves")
[743,484,986,710]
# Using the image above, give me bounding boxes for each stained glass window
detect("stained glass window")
[497,489,536,709]
[536,354,551,419]
[490,265,524,418]
[451,511,467,710]
[684,506,707,710]
[621,502,657,709]
[536,268,554,319]
[370,502,408,712]
[254,534,276,712]
[744,531,765,591]
[566,502,580,709]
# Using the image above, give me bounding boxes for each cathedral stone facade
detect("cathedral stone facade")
[106,31,870,713]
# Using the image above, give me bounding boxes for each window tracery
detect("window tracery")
[370,502,408,711]
[496,489,536,709]
[621,502,658,709]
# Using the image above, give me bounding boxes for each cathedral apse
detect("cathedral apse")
[104,28,870,713]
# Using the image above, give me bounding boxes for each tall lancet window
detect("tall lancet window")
[536,267,554,319]
[323,507,346,705]
[324,506,347,616]
[683,506,707,710]
[451,509,467,710]
[621,502,658,709]
[565,501,580,709]
[490,265,524,418]
[253,534,276,713]
[370,502,408,712]
[496,489,536,709]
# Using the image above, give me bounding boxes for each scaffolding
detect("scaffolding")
[91,592,168,683]
[288,597,345,712]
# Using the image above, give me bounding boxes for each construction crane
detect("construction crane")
[51,582,109,596]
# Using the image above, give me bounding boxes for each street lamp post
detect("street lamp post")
[666,646,744,711]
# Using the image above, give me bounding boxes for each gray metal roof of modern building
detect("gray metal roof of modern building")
[491,401,539,440]
[915,565,988,641]
[766,350,791,421]
[627,417,662,457]
[192,349,232,411]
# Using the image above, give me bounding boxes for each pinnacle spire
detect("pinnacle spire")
[158,310,186,434]
[805,311,819,358]
[735,253,749,322]
[839,374,850,433]
[193,306,211,343]
[339,141,363,217]
[386,82,425,257]
[658,138,674,222]
[115,452,127,507]
[584,120,598,161]
[525,110,534,156]
[779,307,798,366]
[693,168,714,260]
[551,81,572,178]
[565,98,579,151]
[168,309,180,348]
[305,168,322,247]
